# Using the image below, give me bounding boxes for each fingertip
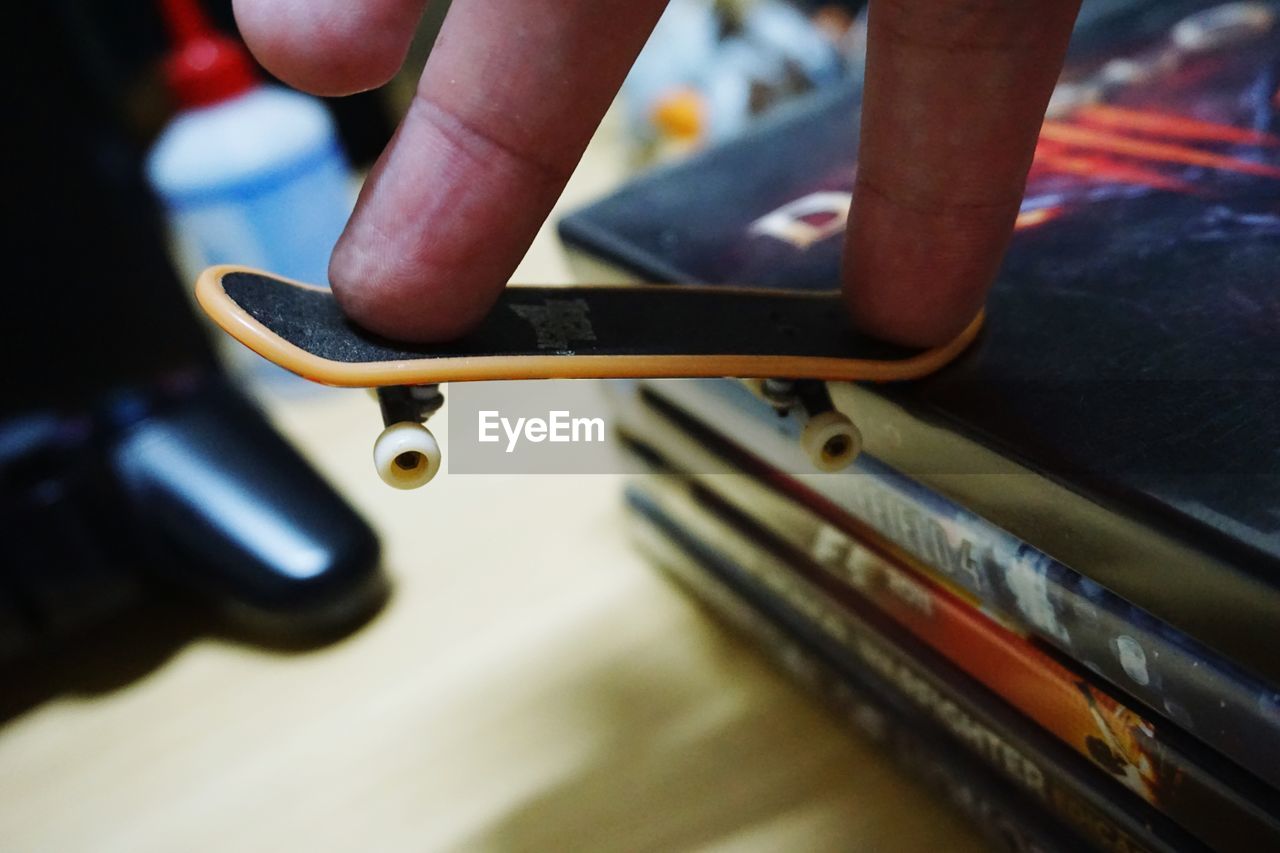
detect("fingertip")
[842,184,1011,348]
[233,0,421,96]
[844,283,986,349]
[329,237,501,342]
[317,0,669,343]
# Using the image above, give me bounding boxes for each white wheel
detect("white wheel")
[800,411,861,472]
[373,422,441,489]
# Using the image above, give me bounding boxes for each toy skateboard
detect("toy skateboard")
[197,266,983,488]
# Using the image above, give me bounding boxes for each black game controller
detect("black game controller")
[2,4,386,665]
[1,377,386,662]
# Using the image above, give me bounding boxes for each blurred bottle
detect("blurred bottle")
[146,0,354,288]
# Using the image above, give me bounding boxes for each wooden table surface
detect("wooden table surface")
[0,124,985,853]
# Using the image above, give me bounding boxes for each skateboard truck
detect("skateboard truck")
[756,379,862,472]
[373,385,444,489]
[371,377,857,489]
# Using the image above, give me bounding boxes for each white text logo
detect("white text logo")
[478,410,606,453]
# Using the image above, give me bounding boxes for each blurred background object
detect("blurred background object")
[143,0,362,383]
[1,1,386,690]
[622,0,865,163]
[145,0,356,289]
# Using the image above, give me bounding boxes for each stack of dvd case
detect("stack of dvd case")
[560,2,1280,849]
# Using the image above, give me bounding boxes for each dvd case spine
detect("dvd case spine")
[637,378,1280,792]
[625,470,1205,853]
[626,487,1087,853]
[612,385,1280,847]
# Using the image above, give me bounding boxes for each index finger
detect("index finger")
[325,0,670,340]
[846,0,1081,346]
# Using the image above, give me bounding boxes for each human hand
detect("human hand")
[233,0,1081,346]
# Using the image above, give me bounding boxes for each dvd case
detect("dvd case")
[626,486,1087,853]
[559,0,1280,684]
[623,466,1205,853]
[611,389,1280,850]
[630,377,1280,796]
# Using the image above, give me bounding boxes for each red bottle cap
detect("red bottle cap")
[158,0,258,108]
